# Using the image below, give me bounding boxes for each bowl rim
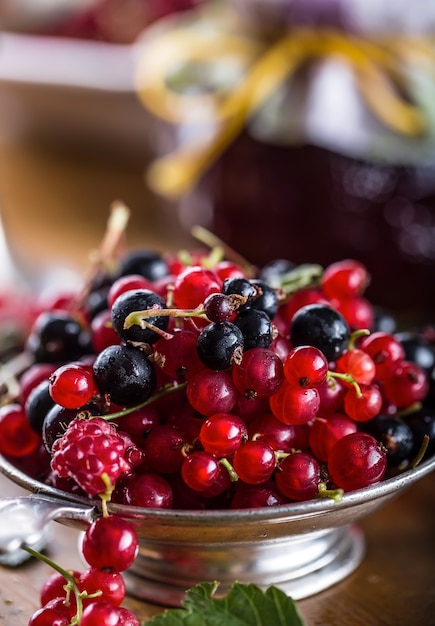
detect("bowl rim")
[1,451,435,523]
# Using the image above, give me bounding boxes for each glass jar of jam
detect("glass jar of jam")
[136,0,435,319]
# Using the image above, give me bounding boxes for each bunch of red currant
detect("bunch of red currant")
[1,215,434,624]
[28,514,139,625]
[1,244,433,512]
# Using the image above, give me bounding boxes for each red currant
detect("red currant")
[328,432,387,491]
[0,403,41,458]
[248,412,298,452]
[199,413,247,457]
[28,598,72,626]
[186,369,237,416]
[283,345,328,388]
[382,361,429,408]
[154,328,204,382]
[317,376,346,416]
[344,383,382,422]
[321,259,370,299]
[270,380,320,426]
[332,295,374,331]
[122,472,173,508]
[115,406,160,448]
[230,480,289,508]
[82,516,139,572]
[335,348,376,386]
[40,571,80,607]
[142,424,186,474]
[19,362,58,405]
[80,601,131,626]
[181,451,232,496]
[49,363,95,409]
[276,452,321,501]
[107,274,154,308]
[214,260,245,281]
[280,288,329,324]
[90,309,121,353]
[358,331,405,380]
[232,440,276,484]
[78,568,126,607]
[232,347,284,398]
[173,266,221,309]
[308,414,358,462]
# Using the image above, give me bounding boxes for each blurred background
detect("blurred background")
[0,0,202,286]
[1,0,435,320]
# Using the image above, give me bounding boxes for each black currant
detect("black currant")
[406,406,435,460]
[117,249,169,282]
[42,401,102,452]
[111,289,169,345]
[42,404,78,452]
[25,312,90,363]
[258,259,295,287]
[84,286,110,321]
[24,379,56,435]
[395,331,435,376]
[222,277,257,311]
[196,321,244,370]
[290,304,350,362]
[363,415,414,468]
[233,309,273,350]
[93,344,157,407]
[250,279,279,319]
[203,293,233,323]
[372,307,397,334]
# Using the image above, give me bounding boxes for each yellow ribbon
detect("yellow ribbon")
[135,20,435,199]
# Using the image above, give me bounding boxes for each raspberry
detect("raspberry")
[50,417,132,497]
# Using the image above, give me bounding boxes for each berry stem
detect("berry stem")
[397,401,422,418]
[275,450,291,463]
[191,225,257,278]
[317,482,344,502]
[23,544,85,623]
[201,245,226,269]
[348,328,370,350]
[409,434,430,469]
[276,264,323,295]
[327,370,362,398]
[123,305,207,332]
[219,457,239,482]
[98,381,188,421]
[75,201,131,310]
[97,200,131,266]
[100,473,114,516]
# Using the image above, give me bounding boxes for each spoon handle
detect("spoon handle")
[0,494,96,555]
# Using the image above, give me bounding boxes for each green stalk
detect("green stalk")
[23,545,85,624]
[220,457,239,482]
[96,381,188,421]
[327,370,362,398]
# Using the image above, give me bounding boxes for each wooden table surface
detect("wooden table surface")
[0,118,435,626]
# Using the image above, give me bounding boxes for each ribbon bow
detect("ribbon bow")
[135,8,435,198]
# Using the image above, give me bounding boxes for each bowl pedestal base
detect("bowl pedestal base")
[123,523,365,607]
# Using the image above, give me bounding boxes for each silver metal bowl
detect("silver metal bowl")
[1,452,435,606]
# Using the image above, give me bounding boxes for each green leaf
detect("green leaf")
[145,582,306,626]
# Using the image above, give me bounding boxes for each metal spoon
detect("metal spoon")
[0,494,96,565]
